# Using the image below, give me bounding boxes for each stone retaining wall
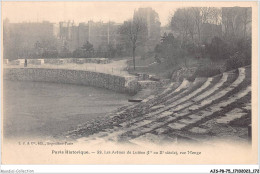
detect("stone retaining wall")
[4,68,131,93]
[4,58,110,66]
[27,59,42,65]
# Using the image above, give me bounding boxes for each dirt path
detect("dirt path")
[5,59,134,77]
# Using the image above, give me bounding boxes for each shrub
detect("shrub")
[205,36,230,61]
[193,66,221,78]
[225,52,251,71]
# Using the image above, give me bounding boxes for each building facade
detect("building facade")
[133,7,161,51]
[58,20,122,52]
[3,7,162,59]
[3,19,57,59]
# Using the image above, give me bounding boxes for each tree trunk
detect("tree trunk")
[133,46,136,70]
[243,22,247,38]
[198,26,201,45]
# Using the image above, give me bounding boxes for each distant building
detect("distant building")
[3,8,162,58]
[78,22,89,50]
[3,19,57,59]
[58,20,122,52]
[133,7,161,51]
[58,21,77,52]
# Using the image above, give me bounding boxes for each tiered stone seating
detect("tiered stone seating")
[66,66,251,145]
[216,108,247,124]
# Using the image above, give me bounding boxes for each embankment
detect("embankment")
[3,68,137,94]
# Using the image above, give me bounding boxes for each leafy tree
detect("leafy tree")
[82,41,94,53]
[155,33,189,67]
[72,41,94,58]
[106,44,116,58]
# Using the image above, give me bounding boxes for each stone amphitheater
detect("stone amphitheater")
[66,65,251,146]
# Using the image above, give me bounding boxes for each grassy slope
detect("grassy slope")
[127,56,226,79]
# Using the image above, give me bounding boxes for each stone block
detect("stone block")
[168,122,187,130]
[189,127,208,134]
[155,127,169,134]
[179,118,199,124]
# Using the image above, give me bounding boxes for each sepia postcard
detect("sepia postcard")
[1,1,258,166]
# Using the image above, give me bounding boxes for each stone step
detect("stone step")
[167,85,251,130]
[166,77,213,109]
[79,67,250,142]
[160,82,178,95]
[193,72,229,102]
[109,83,175,119]
[133,78,206,118]
[163,78,206,106]
[154,127,171,135]
[145,82,177,101]
[141,95,156,103]
[109,82,182,121]
[173,79,191,93]
[168,122,187,130]
[142,80,185,104]
[150,104,165,110]
[123,122,165,138]
[114,77,215,131]
[189,127,209,134]
[152,111,173,120]
[188,67,246,111]
[142,78,206,117]
[216,108,247,124]
[142,72,234,122]
[179,116,201,124]
[242,103,251,110]
[151,79,192,104]
[95,119,154,141]
[163,72,233,112]
[142,82,181,105]
[129,119,153,128]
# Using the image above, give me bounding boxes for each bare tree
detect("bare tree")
[209,8,222,25]
[222,7,239,38]
[191,7,202,44]
[171,8,195,45]
[119,16,147,70]
[190,7,221,45]
[222,7,251,39]
[241,7,252,38]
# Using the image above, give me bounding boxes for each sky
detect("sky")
[2,1,250,26]
[2,2,181,26]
